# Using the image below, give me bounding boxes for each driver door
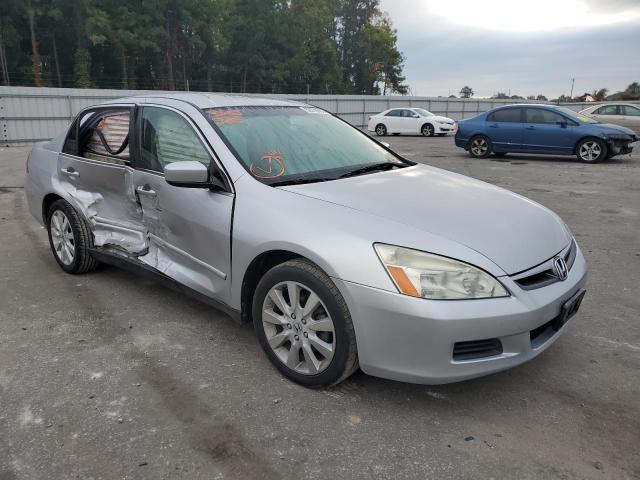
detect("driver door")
[132,105,234,299]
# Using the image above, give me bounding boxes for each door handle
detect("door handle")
[136,185,157,197]
[525,125,535,130]
[489,123,498,128]
[61,167,79,178]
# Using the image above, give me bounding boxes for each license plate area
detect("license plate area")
[552,289,586,331]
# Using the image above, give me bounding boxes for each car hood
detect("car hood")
[595,123,637,137]
[428,115,454,123]
[281,165,570,275]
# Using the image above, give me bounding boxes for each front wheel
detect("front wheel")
[421,123,435,137]
[576,138,607,163]
[252,259,359,388]
[468,135,492,158]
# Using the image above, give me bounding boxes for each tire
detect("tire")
[46,199,99,274]
[421,123,435,137]
[576,138,607,163]
[493,152,508,158]
[252,259,359,388]
[375,124,387,136]
[468,135,493,158]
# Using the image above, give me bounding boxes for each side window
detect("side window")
[139,106,211,173]
[525,109,565,124]
[62,118,79,155]
[596,105,618,115]
[78,109,132,163]
[385,110,400,117]
[402,109,417,118]
[488,108,522,123]
[622,105,640,116]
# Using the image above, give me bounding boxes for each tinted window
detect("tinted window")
[525,109,566,124]
[596,105,618,115]
[488,108,522,123]
[140,107,211,173]
[385,110,401,117]
[621,105,640,116]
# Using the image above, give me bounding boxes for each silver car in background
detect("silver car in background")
[25,94,587,387]
[580,103,640,132]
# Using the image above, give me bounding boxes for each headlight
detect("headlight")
[374,244,509,300]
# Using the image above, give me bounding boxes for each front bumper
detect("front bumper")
[435,123,457,134]
[334,247,587,384]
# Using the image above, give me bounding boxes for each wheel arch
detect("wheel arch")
[573,135,608,155]
[240,249,324,324]
[42,193,64,224]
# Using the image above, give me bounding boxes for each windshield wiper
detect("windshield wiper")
[270,177,335,187]
[339,162,405,179]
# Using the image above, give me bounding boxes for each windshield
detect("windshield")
[555,106,599,124]
[415,108,434,117]
[204,106,407,185]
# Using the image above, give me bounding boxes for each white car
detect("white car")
[368,108,457,137]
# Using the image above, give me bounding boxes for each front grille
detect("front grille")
[514,240,577,291]
[453,338,503,361]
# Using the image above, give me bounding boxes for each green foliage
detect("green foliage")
[459,86,473,98]
[0,0,407,94]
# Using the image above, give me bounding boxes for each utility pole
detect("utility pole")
[570,78,575,99]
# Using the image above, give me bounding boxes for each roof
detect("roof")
[103,92,304,109]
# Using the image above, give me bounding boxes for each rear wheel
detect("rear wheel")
[375,124,387,136]
[421,123,435,137]
[468,135,492,158]
[46,199,99,274]
[576,138,607,163]
[252,259,358,388]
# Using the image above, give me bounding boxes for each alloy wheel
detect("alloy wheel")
[471,137,489,156]
[50,210,75,265]
[376,125,386,136]
[422,125,434,136]
[579,141,602,162]
[261,281,336,375]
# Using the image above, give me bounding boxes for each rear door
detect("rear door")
[485,108,524,151]
[383,109,402,133]
[58,105,147,253]
[522,108,575,154]
[131,105,234,299]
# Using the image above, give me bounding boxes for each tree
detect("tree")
[536,94,548,101]
[459,86,473,98]
[492,92,509,99]
[592,88,608,101]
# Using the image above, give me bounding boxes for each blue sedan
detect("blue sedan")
[455,104,639,162]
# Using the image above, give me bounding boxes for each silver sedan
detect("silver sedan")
[25,94,587,387]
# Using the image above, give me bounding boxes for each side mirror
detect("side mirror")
[164,161,211,188]
[556,120,568,128]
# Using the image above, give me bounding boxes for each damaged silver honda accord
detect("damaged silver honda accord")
[25,93,587,387]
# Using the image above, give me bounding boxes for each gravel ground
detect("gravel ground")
[0,138,639,480]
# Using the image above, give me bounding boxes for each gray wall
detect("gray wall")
[0,86,634,146]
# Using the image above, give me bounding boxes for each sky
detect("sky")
[380,0,640,98]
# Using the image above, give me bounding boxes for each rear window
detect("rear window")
[487,108,522,123]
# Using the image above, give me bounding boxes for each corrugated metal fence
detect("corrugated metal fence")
[0,86,634,146]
